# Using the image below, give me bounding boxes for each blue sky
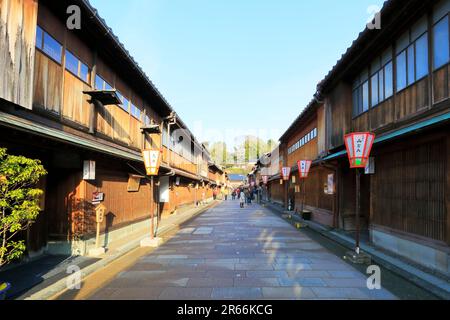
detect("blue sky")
[90,0,385,147]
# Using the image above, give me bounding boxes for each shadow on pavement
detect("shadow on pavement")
[0,254,99,300]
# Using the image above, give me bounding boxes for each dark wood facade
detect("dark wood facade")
[264,0,450,274]
[0,0,220,256]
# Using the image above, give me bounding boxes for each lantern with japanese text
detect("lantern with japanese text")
[142,149,162,176]
[297,160,312,218]
[344,132,375,257]
[297,160,312,179]
[141,149,163,244]
[344,132,375,168]
[281,167,291,181]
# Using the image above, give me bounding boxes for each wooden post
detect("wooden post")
[95,221,101,248]
[285,178,289,210]
[150,176,155,240]
[301,179,306,215]
[355,168,361,254]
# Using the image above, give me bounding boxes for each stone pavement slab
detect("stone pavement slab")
[89,201,397,300]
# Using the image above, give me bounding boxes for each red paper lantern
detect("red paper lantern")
[297,160,312,179]
[344,132,375,168]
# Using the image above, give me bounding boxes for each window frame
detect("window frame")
[432,14,450,71]
[395,28,429,94]
[65,49,91,84]
[131,103,142,120]
[35,25,63,65]
[352,69,370,118]
[287,127,318,155]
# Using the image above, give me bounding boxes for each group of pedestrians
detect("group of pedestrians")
[232,187,259,208]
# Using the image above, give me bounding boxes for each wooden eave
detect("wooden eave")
[0,110,143,163]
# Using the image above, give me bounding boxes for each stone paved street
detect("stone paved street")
[89,201,397,300]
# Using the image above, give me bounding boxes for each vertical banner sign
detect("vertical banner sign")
[344,133,375,168]
[297,160,312,179]
[143,149,162,176]
[262,176,269,185]
[281,167,291,181]
[83,160,96,180]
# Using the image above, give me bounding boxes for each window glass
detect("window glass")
[117,92,123,103]
[384,62,393,98]
[43,32,62,63]
[121,96,129,112]
[362,81,369,112]
[415,34,429,79]
[433,16,450,70]
[379,68,385,102]
[407,45,415,85]
[95,75,104,90]
[80,63,89,83]
[36,26,43,49]
[359,86,364,113]
[131,104,141,119]
[371,74,379,106]
[396,51,407,91]
[65,50,79,76]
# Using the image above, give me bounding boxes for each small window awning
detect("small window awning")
[322,111,450,162]
[141,124,162,134]
[83,90,122,105]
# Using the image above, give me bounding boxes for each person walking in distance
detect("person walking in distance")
[239,190,245,208]
[223,188,228,201]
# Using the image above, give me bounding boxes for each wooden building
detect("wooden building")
[261,0,450,276]
[0,0,218,257]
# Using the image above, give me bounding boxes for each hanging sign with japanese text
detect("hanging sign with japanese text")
[297,160,312,179]
[142,149,162,176]
[344,132,375,168]
[281,167,291,181]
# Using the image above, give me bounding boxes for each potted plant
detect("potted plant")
[0,148,47,298]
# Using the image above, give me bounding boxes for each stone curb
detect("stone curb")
[263,201,450,300]
[21,202,218,300]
